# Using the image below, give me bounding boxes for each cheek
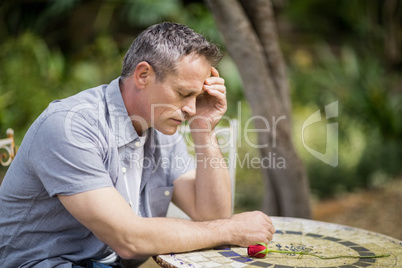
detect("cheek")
[153,106,177,120]
[150,89,183,119]
[162,107,183,119]
[153,101,182,118]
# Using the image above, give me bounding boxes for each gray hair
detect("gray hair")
[121,22,223,82]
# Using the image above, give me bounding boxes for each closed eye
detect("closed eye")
[179,92,191,98]
[176,87,204,98]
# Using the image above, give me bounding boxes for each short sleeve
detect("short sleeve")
[29,111,114,196]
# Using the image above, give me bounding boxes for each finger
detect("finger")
[262,214,272,223]
[269,224,276,235]
[204,87,226,100]
[204,84,226,92]
[211,67,220,77]
[205,67,226,96]
[204,87,227,101]
[267,232,274,242]
[205,76,225,86]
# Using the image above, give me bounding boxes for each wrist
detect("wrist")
[188,115,219,134]
[190,128,214,144]
[191,132,220,150]
[215,218,233,245]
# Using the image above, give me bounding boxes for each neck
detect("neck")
[132,120,147,136]
[119,78,150,136]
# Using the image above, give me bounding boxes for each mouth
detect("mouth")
[171,118,183,125]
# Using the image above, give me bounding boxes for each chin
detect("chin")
[156,126,178,135]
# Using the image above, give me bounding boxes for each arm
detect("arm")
[173,67,232,221]
[171,136,231,221]
[58,187,275,259]
[192,131,231,220]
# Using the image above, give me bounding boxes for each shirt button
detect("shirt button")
[164,190,170,196]
[134,141,141,147]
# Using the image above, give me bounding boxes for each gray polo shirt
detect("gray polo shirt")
[0,77,194,267]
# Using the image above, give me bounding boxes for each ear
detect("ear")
[133,61,156,90]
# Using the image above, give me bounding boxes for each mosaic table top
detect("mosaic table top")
[154,217,402,268]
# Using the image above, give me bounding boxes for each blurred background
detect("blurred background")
[1,0,401,239]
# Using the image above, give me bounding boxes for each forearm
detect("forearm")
[192,131,232,220]
[59,188,275,260]
[121,216,231,258]
[120,211,275,259]
[60,188,229,258]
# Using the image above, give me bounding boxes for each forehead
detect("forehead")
[169,55,211,92]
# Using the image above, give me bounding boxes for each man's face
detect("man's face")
[146,55,211,135]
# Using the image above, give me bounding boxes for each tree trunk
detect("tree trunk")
[205,0,311,218]
[383,0,401,67]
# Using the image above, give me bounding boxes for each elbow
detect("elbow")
[112,238,150,260]
[216,207,232,220]
[115,246,146,260]
[193,207,232,222]
[114,244,137,260]
[212,199,232,219]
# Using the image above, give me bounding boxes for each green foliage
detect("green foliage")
[178,2,222,44]
[0,32,124,143]
[282,0,386,51]
[122,0,182,26]
[0,33,65,139]
[289,44,402,199]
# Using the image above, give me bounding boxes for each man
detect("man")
[0,22,275,267]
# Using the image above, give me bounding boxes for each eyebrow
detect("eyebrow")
[177,86,204,96]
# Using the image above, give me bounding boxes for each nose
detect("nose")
[181,97,196,118]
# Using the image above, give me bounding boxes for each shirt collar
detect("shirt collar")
[105,77,138,148]
[105,77,159,151]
